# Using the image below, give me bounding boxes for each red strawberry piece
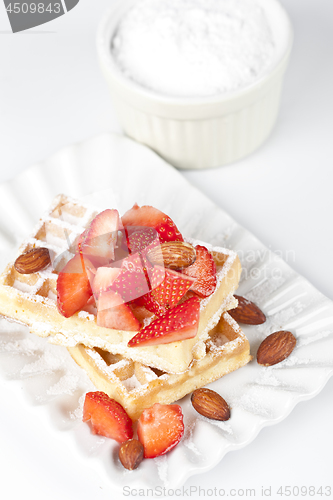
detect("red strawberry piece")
[137,403,184,458]
[97,290,140,331]
[183,245,217,298]
[128,296,200,347]
[92,266,121,297]
[83,391,133,443]
[126,227,159,254]
[87,294,97,306]
[110,254,150,304]
[57,254,95,318]
[139,292,168,317]
[147,263,165,289]
[140,266,195,316]
[150,266,195,309]
[122,204,183,243]
[79,209,119,265]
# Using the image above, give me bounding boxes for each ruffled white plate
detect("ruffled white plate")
[0,133,332,491]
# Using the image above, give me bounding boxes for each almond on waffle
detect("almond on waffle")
[68,312,251,420]
[0,194,241,373]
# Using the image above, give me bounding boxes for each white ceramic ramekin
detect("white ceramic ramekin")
[97,0,293,170]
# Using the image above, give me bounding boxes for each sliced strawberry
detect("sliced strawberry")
[140,267,194,316]
[150,266,195,309]
[183,245,217,298]
[126,227,159,254]
[110,254,150,304]
[83,391,133,443]
[137,403,184,458]
[92,266,121,297]
[139,292,167,317]
[57,254,94,318]
[79,209,119,265]
[128,296,200,347]
[122,204,183,243]
[97,290,140,331]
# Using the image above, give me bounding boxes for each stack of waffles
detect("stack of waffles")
[0,194,251,419]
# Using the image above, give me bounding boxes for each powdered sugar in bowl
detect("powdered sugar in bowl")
[97,0,293,169]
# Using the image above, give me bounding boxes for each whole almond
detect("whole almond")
[147,241,196,270]
[257,330,296,366]
[229,295,266,325]
[14,247,51,274]
[119,439,144,470]
[191,388,230,421]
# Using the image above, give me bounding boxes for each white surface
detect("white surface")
[0,1,332,499]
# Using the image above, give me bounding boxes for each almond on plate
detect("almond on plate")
[257,330,296,366]
[229,295,266,325]
[119,439,144,470]
[191,388,230,421]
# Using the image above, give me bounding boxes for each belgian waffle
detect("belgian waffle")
[0,194,242,373]
[68,312,251,420]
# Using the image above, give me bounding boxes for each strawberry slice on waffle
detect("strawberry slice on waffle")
[128,296,200,347]
[183,245,217,298]
[97,290,140,331]
[126,227,159,254]
[91,266,121,297]
[122,204,183,243]
[57,254,95,318]
[150,267,196,308]
[78,209,120,266]
[140,266,195,316]
[110,254,151,304]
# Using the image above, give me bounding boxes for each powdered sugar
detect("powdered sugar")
[154,455,169,486]
[0,336,38,355]
[20,349,64,376]
[182,420,201,456]
[121,374,142,391]
[78,311,95,321]
[112,0,275,97]
[47,373,80,396]
[297,330,332,347]
[137,363,158,382]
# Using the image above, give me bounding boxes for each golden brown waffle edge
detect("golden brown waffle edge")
[68,312,251,420]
